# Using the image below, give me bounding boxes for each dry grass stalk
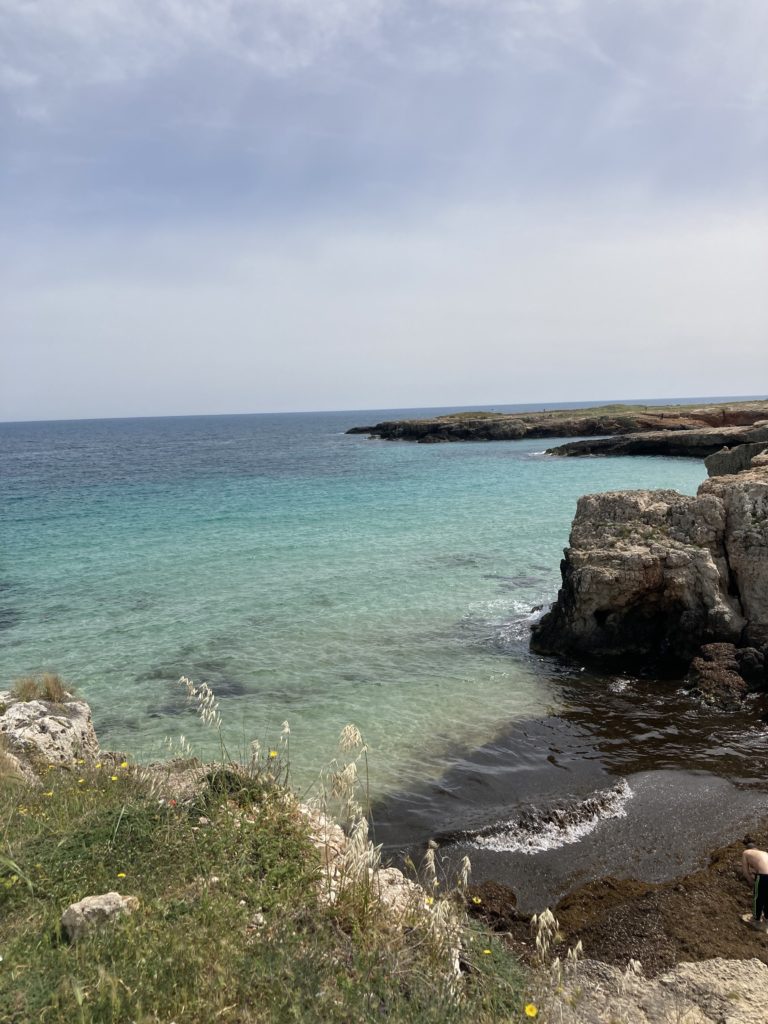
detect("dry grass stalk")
[10,673,71,703]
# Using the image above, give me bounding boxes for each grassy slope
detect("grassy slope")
[0,760,529,1024]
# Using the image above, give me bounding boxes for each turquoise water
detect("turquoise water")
[0,409,707,795]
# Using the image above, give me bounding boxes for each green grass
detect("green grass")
[0,762,530,1023]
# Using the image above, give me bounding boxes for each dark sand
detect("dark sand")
[466,822,768,977]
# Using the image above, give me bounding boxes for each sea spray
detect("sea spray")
[465,779,634,854]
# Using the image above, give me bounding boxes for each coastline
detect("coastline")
[6,397,768,1007]
[349,398,768,446]
[469,820,768,977]
[5,683,767,989]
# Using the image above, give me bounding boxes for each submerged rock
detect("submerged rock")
[61,892,139,943]
[531,459,768,672]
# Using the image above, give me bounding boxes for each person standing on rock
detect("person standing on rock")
[741,840,768,930]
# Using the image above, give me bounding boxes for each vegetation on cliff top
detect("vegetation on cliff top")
[0,746,530,1024]
[350,398,768,441]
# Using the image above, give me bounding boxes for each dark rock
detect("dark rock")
[348,402,768,445]
[548,422,768,460]
[735,647,766,688]
[685,644,748,709]
[705,442,768,477]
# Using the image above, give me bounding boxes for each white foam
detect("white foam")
[608,677,633,694]
[468,779,634,854]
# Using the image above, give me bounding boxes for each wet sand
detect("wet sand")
[467,821,768,977]
[375,664,768,971]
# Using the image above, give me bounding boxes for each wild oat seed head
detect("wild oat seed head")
[458,854,471,889]
[339,724,363,752]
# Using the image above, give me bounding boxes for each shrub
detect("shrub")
[10,673,71,703]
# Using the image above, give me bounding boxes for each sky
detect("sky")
[1,0,767,421]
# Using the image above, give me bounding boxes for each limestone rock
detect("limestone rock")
[705,441,768,477]
[349,401,768,444]
[549,421,768,460]
[531,489,744,665]
[0,745,38,786]
[547,956,768,1024]
[61,892,139,943]
[371,866,423,919]
[700,464,768,647]
[532,459,768,668]
[0,696,99,773]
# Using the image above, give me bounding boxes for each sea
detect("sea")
[2,399,767,907]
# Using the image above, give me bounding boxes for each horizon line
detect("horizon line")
[1,393,767,427]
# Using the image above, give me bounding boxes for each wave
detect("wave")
[464,779,634,854]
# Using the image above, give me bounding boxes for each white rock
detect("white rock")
[0,697,99,772]
[61,892,139,943]
[547,956,768,1023]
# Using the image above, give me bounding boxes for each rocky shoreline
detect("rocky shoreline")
[348,399,768,445]
[5,686,768,1021]
[547,420,768,460]
[531,441,768,709]
[470,820,768,977]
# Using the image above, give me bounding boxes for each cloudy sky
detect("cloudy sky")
[2,0,767,420]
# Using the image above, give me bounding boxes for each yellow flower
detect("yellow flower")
[268,750,278,759]
[18,806,28,815]
[482,949,491,955]
[76,759,85,765]
[425,896,434,906]
[471,896,482,905]
[95,762,102,769]
[110,775,119,782]
[116,872,126,879]
[78,778,85,784]
[525,1005,538,1018]
[120,761,129,769]
[43,791,53,798]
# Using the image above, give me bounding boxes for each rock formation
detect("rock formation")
[685,644,754,708]
[349,401,768,444]
[705,440,768,477]
[548,957,768,1024]
[61,892,140,943]
[700,461,768,648]
[530,460,768,698]
[0,691,99,773]
[547,421,768,460]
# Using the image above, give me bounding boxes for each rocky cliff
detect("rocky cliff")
[349,400,768,444]
[530,460,768,693]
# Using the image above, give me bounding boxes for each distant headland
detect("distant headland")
[348,398,768,457]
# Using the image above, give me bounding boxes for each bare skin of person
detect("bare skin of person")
[741,844,768,929]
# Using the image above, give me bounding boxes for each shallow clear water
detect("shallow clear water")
[0,407,708,796]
